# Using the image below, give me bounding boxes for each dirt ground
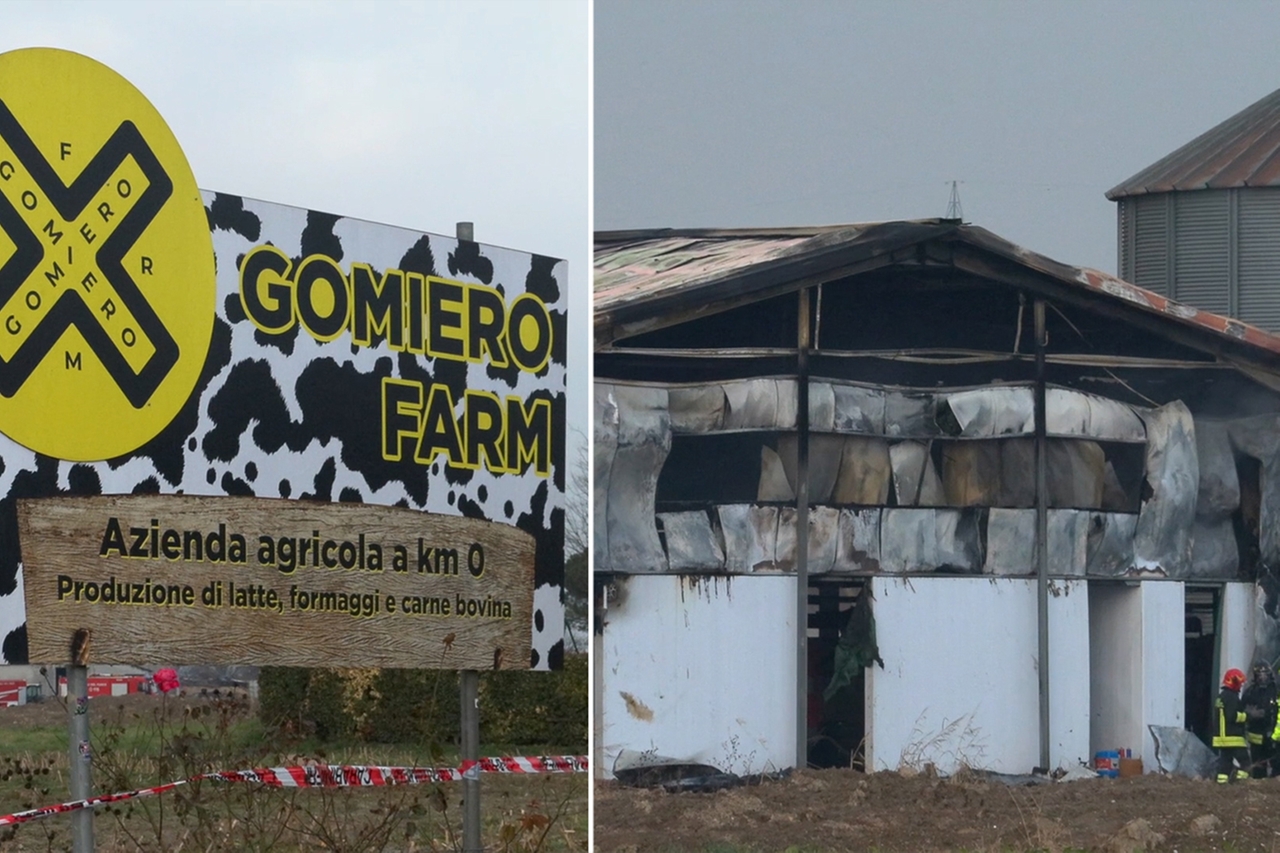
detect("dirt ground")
[593,767,1280,852]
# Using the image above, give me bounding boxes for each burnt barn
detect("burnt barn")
[592,220,1280,779]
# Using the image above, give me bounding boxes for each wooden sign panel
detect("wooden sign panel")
[18,495,535,669]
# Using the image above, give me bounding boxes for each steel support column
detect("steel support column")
[1034,298,1051,772]
[795,287,811,770]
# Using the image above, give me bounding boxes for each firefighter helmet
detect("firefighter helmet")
[1224,668,1247,690]
[1253,661,1275,686]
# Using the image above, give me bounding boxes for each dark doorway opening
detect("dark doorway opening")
[1185,585,1220,745]
[807,578,868,769]
[1235,453,1262,580]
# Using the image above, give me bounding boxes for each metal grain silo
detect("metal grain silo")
[1108,87,1280,331]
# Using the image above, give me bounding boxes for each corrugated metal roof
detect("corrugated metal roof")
[595,234,814,299]
[594,220,1280,372]
[595,219,958,344]
[1107,87,1280,199]
[958,223,1280,356]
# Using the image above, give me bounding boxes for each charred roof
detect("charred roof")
[594,221,1280,381]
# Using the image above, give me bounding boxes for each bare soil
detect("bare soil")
[593,768,1280,852]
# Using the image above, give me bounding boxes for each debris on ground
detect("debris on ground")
[612,749,791,793]
[1149,724,1216,778]
[595,767,1280,852]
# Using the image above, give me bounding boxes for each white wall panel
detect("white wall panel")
[599,574,796,778]
[1140,581,1185,772]
[1089,585,1142,756]
[1090,581,1186,772]
[1222,581,1257,677]
[1050,582,1093,768]
[866,577,1089,774]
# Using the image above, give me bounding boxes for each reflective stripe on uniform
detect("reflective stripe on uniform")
[1217,698,1248,747]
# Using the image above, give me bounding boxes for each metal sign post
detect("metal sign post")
[456,220,482,853]
[68,629,93,853]
[461,670,481,853]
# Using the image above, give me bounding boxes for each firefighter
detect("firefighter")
[1244,661,1279,777]
[1216,668,1251,783]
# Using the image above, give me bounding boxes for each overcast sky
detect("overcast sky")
[1,0,589,464]
[595,0,1280,276]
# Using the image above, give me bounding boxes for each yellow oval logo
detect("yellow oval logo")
[0,48,213,461]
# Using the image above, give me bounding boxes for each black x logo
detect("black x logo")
[0,100,179,408]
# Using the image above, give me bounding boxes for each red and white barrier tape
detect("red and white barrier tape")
[0,755,587,827]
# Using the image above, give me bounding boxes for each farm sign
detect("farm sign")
[18,496,534,669]
[0,48,566,669]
